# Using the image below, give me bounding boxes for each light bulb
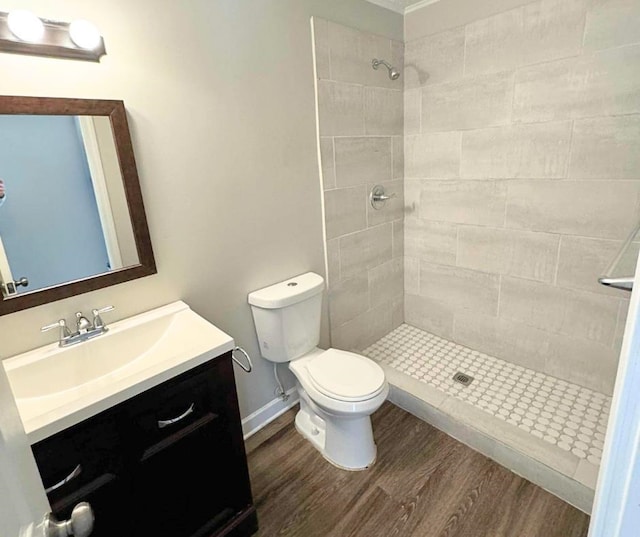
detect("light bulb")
[69,20,101,50]
[7,10,44,42]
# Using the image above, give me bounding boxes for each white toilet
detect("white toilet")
[248,272,388,470]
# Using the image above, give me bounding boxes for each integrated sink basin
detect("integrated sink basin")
[3,300,234,443]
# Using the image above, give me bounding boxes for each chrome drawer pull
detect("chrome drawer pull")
[157,403,195,429]
[45,464,82,494]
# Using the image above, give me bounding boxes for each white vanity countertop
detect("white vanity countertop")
[3,301,235,444]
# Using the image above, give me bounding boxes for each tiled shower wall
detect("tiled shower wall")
[403,0,640,395]
[312,17,404,352]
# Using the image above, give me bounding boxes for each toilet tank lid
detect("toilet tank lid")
[248,272,325,309]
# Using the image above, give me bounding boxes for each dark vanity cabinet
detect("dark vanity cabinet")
[31,352,258,537]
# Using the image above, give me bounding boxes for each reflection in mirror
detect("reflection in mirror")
[0,115,138,295]
[0,96,155,315]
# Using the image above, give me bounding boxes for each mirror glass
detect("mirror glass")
[0,97,156,315]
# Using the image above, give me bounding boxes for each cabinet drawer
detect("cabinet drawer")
[125,366,223,454]
[130,419,236,537]
[32,415,120,503]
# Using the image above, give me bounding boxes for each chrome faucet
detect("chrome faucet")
[42,306,115,347]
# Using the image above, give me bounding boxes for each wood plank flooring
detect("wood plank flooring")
[246,401,590,537]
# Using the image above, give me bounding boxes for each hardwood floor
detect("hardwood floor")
[246,401,590,537]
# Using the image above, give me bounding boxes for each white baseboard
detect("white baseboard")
[242,388,299,440]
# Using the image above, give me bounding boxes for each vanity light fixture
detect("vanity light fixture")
[68,19,101,50]
[7,10,44,42]
[0,10,106,62]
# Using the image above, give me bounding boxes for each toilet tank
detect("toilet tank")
[248,272,324,363]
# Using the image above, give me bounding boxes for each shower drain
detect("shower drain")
[453,372,474,386]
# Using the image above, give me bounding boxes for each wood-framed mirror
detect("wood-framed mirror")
[0,96,156,315]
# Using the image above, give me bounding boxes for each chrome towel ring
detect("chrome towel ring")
[232,346,253,373]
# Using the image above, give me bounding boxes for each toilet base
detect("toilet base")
[294,391,377,471]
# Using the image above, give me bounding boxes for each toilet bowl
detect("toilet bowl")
[248,272,388,470]
[290,347,388,470]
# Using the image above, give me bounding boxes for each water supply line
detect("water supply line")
[274,362,290,402]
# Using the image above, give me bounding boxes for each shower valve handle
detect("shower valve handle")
[370,185,396,209]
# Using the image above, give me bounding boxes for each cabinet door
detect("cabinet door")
[51,473,128,537]
[32,412,124,536]
[130,417,236,537]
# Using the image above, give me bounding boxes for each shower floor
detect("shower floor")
[362,323,611,511]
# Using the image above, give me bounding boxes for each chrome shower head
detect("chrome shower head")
[372,58,400,81]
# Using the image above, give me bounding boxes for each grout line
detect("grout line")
[580,5,589,51]
[331,137,337,188]
[496,274,502,317]
[552,235,563,286]
[565,119,576,179]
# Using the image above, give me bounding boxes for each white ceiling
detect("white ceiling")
[364,0,441,15]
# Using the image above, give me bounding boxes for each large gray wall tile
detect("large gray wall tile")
[370,257,404,309]
[365,87,403,135]
[461,121,572,179]
[404,27,465,89]
[328,21,363,84]
[405,257,420,295]
[569,115,640,179]
[545,333,619,394]
[405,293,455,339]
[457,226,559,283]
[329,274,369,328]
[404,178,423,217]
[404,88,421,135]
[392,136,404,180]
[420,180,507,227]
[584,0,640,51]
[340,223,393,279]
[513,45,640,122]
[464,0,587,77]
[453,312,550,371]
[328,22,390,87]
[420,261,500,315]
[405,217,457,265]
[319,137,336,190]
[312,17,330,80]
[334,137,392,187]
[499,276,619,345]
[332,302,392,352]
[422,72,514,131]
[556,236,638,297]
[365,34,401,89]
[323,186,367,240]
[393,219,404,258]
[391,296,404,329]
[318,80,364,136]
[506,180,640,239]
[405,132,461,178]
[326,238,340,286]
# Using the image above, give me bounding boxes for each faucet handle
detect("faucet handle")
[75,312,92,333]
[41,319,71,341]
[92,305,114,330]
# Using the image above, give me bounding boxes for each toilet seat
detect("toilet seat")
[305,349,386,402]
